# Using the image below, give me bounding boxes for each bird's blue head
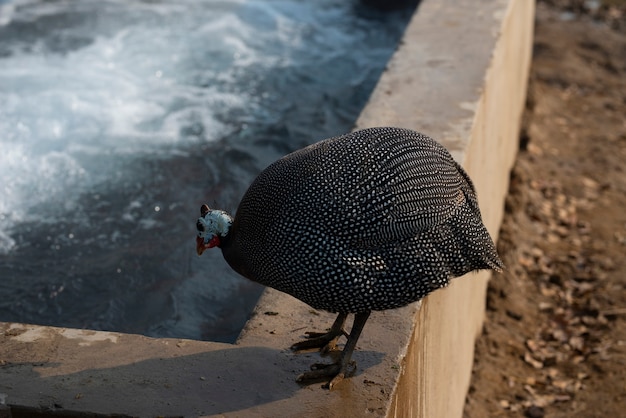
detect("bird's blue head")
[196,204,233,255]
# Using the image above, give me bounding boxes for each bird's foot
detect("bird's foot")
[292,312,366,389]
[291,329,348,354]
[296,360,357,390]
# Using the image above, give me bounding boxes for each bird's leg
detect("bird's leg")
[296,311,371,389]
[291,312,348,354]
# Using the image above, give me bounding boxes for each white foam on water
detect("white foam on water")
[0,0,279,253]
[0,0,417,340]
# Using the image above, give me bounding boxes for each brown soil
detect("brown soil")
[464,1,626,418]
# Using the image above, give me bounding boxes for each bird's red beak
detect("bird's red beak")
[196,235,221,255]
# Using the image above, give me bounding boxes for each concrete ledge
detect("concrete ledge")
[0,0,534,416]
[356,0,534,416]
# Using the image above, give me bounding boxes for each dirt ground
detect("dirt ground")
[464,1,626,417]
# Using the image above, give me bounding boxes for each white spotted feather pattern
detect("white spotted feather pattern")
[220,127,503,313]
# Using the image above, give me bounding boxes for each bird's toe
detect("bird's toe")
[291,330,345,352]
[296,360,357,390]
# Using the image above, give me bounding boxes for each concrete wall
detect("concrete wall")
[0,0,534,417]
[357,0,535,416]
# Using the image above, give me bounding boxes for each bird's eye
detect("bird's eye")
[196,220,205,232]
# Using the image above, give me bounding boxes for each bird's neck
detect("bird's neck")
[220,216,256,281]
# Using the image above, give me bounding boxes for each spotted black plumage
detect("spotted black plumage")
[196,126,503,388]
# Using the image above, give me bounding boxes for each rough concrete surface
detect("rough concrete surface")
[358,0,534,416]
[1,304,418,417]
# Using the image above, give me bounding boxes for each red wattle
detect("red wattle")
[207,235,221,248]
[196,235,222,256]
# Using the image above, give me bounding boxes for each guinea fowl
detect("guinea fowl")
[195,127,503,389]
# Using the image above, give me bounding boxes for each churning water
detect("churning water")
[0,0,416,341]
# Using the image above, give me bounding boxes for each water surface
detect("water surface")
[0,0,417,341]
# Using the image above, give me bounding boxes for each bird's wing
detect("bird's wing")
[288,131,472,249]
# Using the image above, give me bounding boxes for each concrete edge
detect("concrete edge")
[363,0,535,416]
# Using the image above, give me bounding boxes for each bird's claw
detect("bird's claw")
[304,331,327,338]
[296,361,356,390]
[292,312,366,389]
[291,328,347,353]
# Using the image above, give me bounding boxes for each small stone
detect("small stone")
[569,336,585,352]
[506,309,523,321]
[539,302,553,311]
[525,405,545,418]
[526,339,541,352]
[552,379,569,390]
[524,352,544,369]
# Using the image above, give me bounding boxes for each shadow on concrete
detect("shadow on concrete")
[3,344,386,417]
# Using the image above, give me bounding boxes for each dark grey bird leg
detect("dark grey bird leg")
[295,311,371,389]
[291,312,348,353]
